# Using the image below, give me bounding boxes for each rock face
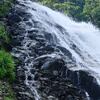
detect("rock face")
[6,0,100,100]
[67,70,100,100]
[31,57,87,100]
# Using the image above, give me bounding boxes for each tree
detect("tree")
[39,0,100,28]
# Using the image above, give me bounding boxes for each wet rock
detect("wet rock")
[32,57,87,100]
[6,1,93,100]
[27,76,33,81]
[67,70,100,100]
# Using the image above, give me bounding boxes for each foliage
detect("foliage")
[0,50,15,82]
[0,0,16,99]
[4,97,13,100]
[0,0,13,17]
[91,6,100,28]
[0,23,9,43]
[0,0,15,83]
[39,0,100,28]
[82,0,100,27]
[0,81,16,100]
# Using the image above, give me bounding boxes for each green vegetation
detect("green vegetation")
[0,0,13,17]
[39,0,100,28]
[0,23,15,82]
[82,0,100,28]
[0,0,16,99]
[0,23,15,83]
[0,81,16,100]
[0,0,15,82]
[0,23,9,43]
[0,50,15,81]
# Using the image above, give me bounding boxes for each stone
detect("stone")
[6,1,94,100]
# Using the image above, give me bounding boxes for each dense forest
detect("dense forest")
[38,0,100,28]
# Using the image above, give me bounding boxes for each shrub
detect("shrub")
[4,97,13,100]
[0,0,13,17]
[4,96,14,100]
[0,50,15,81]
[0,24,9,43]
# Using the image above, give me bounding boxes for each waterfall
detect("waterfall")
[8,0,100,100]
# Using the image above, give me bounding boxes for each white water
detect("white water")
[17,0,100,84]
[15,0,100,99]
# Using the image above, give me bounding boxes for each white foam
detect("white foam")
[17,0,100,95]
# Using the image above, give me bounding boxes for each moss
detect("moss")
[0,50,15,82]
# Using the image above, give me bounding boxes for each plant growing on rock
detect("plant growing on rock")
[0,50,15,82]
[0,0,13,17]
[0,24,9,43]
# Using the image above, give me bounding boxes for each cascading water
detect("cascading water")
[7,0,100,100]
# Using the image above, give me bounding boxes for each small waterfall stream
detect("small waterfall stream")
[8,0,100,100]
